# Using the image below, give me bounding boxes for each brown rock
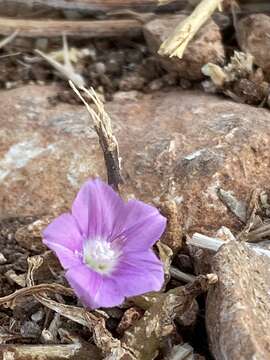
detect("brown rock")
[206,241,270,360]
[143,15,225,80]
[1,85,270,238]
[238,14,270,81]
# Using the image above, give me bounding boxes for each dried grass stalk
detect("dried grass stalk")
[159,0,223,58]
[70,81,123,192]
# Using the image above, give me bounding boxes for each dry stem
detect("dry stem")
[0,283,73,308]
[70,81,123,192]
[0,30,18,49]
[159,0,223,58]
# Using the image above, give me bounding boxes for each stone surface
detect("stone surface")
[1,85,270,237]
[206,241,270,360]
[238,14,270,81]
[143,15,225,80]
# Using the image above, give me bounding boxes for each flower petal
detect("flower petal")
[43,213,83,269]
[65,265,124,309]
[119,200,167,252]
[71,179,125,240]
[65,265,102,308]
[44,241,82,269]
[43,213,82,251]
[113,250,164,298]
[93,276,125,308]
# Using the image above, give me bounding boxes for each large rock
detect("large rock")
[206,241,270,359]
[1,85,270,236]
[238,14,270,80]
[143,15,225,80]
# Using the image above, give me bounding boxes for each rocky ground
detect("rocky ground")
[1,1,270,360]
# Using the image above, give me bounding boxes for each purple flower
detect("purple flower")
[42,179,166,309]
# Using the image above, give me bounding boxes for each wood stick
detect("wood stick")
[0,17,142,38]
[0,344,101,360]
[159,0,223,58]
[188,232,270,257]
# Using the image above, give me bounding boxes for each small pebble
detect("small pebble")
[147,78,163,91]
[31,309,44,323]
[180,78,192,89]
[119,74,145,91]
[0,253,7,264]
[94,62,106,75]
[114,90,140,102]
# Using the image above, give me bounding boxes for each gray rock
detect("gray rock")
[206,241,270,360]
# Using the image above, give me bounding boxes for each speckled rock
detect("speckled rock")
[143,15,225,80]
[1,85,270,237]
[238,14,270,80]
[206,241,270,360]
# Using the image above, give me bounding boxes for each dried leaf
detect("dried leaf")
[26,256,132,358]
[117,307,144,335]
[122,274,217,360]
[0,283,73,309]
[157,241,173,286]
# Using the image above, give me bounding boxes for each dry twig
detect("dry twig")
[159,0,223,58]
[0,17,141,38]
[70,81,123,192]
[0,30,18,49]
[0,283,73,308]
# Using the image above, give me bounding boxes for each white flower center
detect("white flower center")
[83,238,121,275]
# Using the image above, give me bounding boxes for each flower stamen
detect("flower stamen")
[83,238,121,275]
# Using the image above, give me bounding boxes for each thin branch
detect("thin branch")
[69,81,123,192]
[0,30,18,49]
